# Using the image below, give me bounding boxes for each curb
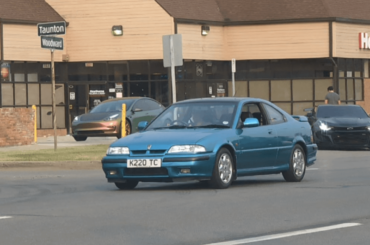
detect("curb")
[0,161,102,170]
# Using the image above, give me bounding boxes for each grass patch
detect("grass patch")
[0,145,109,161]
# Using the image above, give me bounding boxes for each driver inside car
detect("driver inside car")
[189,109,209,126]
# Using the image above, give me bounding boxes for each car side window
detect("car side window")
[239,103,267,126]
[263,104,286,125]
[133,100,150,111]
[146,100,162,111]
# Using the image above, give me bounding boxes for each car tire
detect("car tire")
[282,144,306,182]
[73,136,87,141]
[209,148,234,189]
[114,181,139,190]
[117,120,131,139]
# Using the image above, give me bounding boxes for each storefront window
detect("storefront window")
[150,61,167,80]
[248,61,271,79]
[129,61,148,81]
[68,63,106,81]
[355,79,363,100]
[249,80,269,100]
[347,79,354,100]
[271,80,291,101]
[228,81,248,97]
[130,82,149,97]
[339,78,346,101]
[293,79,313,101]
[1,84,13,106]
[314,79,332,101]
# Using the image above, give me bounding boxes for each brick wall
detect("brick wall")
[0,108,35,147]
[356,78,370,114]
[37,129,67,137]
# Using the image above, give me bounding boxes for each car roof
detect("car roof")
[175,97,267,104]
[317,105,361,108]
[100,97,145,104]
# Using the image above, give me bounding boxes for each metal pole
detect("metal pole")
[232,72,235,97]
[51,49,57,151]
[170,36,177,103]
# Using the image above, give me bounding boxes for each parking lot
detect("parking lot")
[0,149,369,245]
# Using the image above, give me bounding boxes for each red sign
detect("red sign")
[359,32,370,49]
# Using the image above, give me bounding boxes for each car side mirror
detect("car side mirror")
[132,108,143,113]
[138,121,148,131]
[243,118,259,127]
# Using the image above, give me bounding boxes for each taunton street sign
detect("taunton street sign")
[41,36,64,50]
[37,21,66,36]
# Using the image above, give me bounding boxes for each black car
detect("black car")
[305,105,370,149]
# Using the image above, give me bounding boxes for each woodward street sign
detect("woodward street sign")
[41,36,64,50]
[37,21,66,36]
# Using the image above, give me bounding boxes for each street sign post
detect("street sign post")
[38,21,66,151]
[231,59,236,97]
[41,36,64,50]
[38,21,66,36]
[163,34,183,103]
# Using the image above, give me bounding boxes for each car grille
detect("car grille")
[332,133,369,145]
[125,168,168,176]
[131,150,167,155]
[77,130,104,135]
[331,126,368,131]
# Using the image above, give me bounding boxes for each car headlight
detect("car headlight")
[73,116,79,122]
[319,122,331,131]
[107,147,130,155]
[168,145,206,154]
[104,114,120,121]
[367,126,370,131]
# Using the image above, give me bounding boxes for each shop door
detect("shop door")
[206,82,227,97]
[68,84,88,124]
[88,84,107,110]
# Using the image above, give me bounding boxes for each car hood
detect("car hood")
[78,112,121,122]
[110,128,223,150]
[317,117,370,127]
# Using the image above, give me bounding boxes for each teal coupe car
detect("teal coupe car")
[102,97,317,189]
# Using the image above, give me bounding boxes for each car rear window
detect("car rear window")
[317,106,368,118]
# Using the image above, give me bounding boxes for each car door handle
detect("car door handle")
[268,129,273,134]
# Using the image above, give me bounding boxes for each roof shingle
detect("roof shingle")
[0,0,64,23]
[156,0,370,23]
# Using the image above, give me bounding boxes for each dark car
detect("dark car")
[102,97,317,190]
[306,105,370,149]
[71,97,165,141]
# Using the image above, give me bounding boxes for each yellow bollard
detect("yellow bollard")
[32,105,37,143]
[121,104,126,138]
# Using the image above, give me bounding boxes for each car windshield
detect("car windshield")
[90,100,134,113]
[317,106,368,118]
[146,101,237,130]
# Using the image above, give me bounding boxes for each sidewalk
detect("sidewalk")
[0,135,117,170]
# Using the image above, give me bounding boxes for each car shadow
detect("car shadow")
[111,177,287,192]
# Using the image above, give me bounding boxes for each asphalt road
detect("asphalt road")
[0,150,369,245]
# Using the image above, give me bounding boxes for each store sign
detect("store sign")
[1,63,11,80]
[41,36,64,50]
[90,90,105,95]
[38,21,66,36]
[359,32,370,49]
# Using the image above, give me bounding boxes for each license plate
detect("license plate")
[127,159,162,168]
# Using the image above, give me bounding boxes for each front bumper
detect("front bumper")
[102,154,216,182]
[72,121,120,137]
[314,129,370,149]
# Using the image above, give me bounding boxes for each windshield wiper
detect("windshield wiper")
[168,125,188,129]
[192,124,230,128]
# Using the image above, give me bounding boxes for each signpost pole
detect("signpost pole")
[51,49,57,151]
[231,59,236,97]
[170,36,177,103]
